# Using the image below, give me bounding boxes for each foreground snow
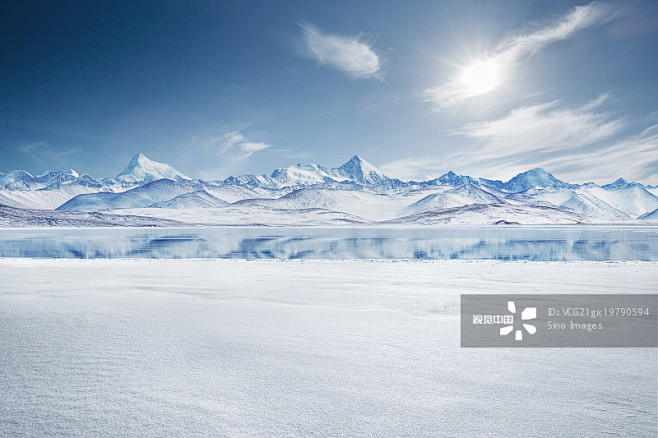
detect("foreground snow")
[0,259,655,437]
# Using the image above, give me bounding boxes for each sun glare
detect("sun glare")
[460,59,501,96]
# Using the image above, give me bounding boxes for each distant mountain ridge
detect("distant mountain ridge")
[265,155,389,187]
[0,152,650,193]
[2,152,658,225]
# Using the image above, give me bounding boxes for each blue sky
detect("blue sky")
[1,0,657,184]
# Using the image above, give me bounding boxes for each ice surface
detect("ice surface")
[0,226,656,260]
[0,259,656,437]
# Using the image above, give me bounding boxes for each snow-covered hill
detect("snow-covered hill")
[2,153,658,226]
[152,190,229,209]
[505,187,633,222]
[233,188,400,221]
[638,208,658,221]
[0,204,181,227]
[580,184,658,218]
[57,178,198,211]
[0,185,108,210]
[559,193,631,222]
[386,204,583,225]
[405,185,505,215]
[503,168,575,192]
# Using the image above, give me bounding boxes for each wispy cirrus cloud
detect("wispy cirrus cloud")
[423,2,614,108]
[220,131,271,159]
[300,23,380,79]
[379,156,445,182]
[535,124,658,184]
[382,96,658,185]
[16,141,81,167]
[498,2,611,60]
[452,95,624,159]
[193,130,273,180]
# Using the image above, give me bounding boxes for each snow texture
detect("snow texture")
[0,204,180,227]
[0,259,655,437]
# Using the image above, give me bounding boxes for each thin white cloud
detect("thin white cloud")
[536,124,658,184]
[382,96,658,185]
[445,95,630,180]
[423,2,612,108]
[192,130,273,180]
[379,156,445,182]
[499,2,609,60]
[300,23,380,79]
[220,132,245,152]
[219,131,272,160]
[452,95,624,159]
[237,141,271,159]
[16,141,81,166]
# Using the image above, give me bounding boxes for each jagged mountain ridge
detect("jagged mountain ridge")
[266,155,389,187]
[2,153,658,224]
[1,152,648,194]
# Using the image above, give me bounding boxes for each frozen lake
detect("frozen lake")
[0,226,656,260]
[0,259,656,437]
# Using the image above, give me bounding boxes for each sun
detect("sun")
[459,59,501,96]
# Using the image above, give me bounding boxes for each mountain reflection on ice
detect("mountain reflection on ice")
[0,226,655,261]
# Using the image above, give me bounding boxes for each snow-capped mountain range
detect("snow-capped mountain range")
[1,153,657,226]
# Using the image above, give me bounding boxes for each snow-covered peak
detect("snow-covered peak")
[602,177,636,190]
[269,155,389,187]
[115,153,190,184]
[37,169,79,179]
[437,171,479,186]
[71,174,103,188]
[270,163,333,186]
[0,170,35,186]
[334,155,388,185]
[39,172,103,191]
[505,168,571,193]
[222,174,276,188]
[34,169,80,186]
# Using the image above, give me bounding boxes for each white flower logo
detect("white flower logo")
[500,301,537,341]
